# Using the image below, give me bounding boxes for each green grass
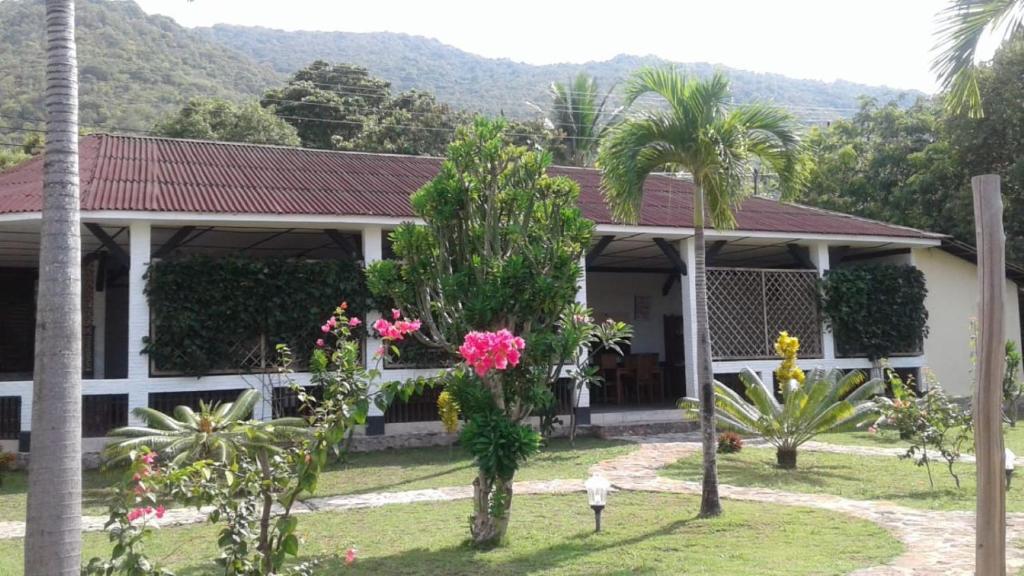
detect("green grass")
[310,436,633,497]
[818,425,1024,454]
[815,429,909,448]
[662,446,1024,512]
[0,492,902,576]
[0,468,117,523]
[0,437,633,522]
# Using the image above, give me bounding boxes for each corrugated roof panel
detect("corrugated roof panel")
[0,134,940,239]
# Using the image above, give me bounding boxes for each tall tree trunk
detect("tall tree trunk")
[24,1,82,574]
[469,471,513,547]
[694,188,721,517]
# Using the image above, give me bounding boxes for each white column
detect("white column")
[809,241,836,363]
[92,281,106,379]
[679,238,700,398]
[362,226,385,421]
[20,390,31,438]
[127,222,151,423]
[575,255,590,413]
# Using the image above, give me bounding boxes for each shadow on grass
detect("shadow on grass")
[172,517,690,576]
[667,454,867,489]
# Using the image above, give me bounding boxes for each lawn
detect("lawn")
[818,424,1024,454]
[0,492,902,575]
[662,446,1024,512]
[0,437,634,522]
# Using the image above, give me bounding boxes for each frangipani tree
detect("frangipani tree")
[598,67,805,516]
[680,368,882,468]
[367,117,595,546]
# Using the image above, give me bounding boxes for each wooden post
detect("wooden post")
[973,174,1006,576]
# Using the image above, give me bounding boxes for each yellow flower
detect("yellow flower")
[774,331,805,387]
[437,390,460,434]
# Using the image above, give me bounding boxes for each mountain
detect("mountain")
[0,0,281,134]
[198,25,920,122]
[0,0,919,143]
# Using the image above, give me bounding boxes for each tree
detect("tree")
[260,61,392,150]
[24,0,83,573]
[933,0,1024,116]
[366,118,594,546]
[680,368,882,468]
[531,72,620,166]
[597,68,804,517]
[153,98,301,146]
[337,89,469,156]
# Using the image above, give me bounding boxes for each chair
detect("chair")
[627,354,663,404]
[598,353,624,404]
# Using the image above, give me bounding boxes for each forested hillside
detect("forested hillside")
[0,0,919,145]
[199,24,919,121]
[0,0,281,134]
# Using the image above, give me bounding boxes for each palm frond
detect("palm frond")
[932,0,1024,117]
[222,389,260,422]
[127,408,184,432]
[738,369,781,417]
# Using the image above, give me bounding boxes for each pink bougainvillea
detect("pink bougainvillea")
[372,313,422,342]
[458,329,526,377]
[345,547,357,566]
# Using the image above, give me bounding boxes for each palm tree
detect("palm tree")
[105,390,307,466]
[24,1,82,573]
[933,0,1024,117]
[597,68,804,517]
[531,72,621,166]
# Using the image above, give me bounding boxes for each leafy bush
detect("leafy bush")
[821,264,928,360]
[717,432,744,454]
[0,449,15,486]
[144,256,367,375]
[875,371,973,489]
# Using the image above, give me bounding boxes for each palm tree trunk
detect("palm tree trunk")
[24,1,82,574]
[694,187,722,517]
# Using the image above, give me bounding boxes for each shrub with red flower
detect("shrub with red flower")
[458,329,526,378]
[372,310,422,342]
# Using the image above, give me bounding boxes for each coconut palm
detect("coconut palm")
[24,1,83,573]
[933,0,1024,117]
[105,390,308,466]
[597,68,804,517]
[531,72,621,166]
[680,368,883,469]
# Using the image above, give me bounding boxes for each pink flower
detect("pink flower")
[392,309,401,320]
[327,317,338,328]
[459,329,526,378]
[373,316,421,342]
[868,425,879,435]
[315,338,325,348]
[155,505,166,519]
[349,317,362,327]
[140,452,157,465]
[321,323,331,333]
[340,301,348,311]
[127,507,147,522]
[345,547,357,566]
[373,318,391,334]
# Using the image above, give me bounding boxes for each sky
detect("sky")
[134,0,1000,94]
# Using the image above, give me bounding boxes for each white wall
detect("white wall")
[915,247,1022,396]
[586,271,682,361]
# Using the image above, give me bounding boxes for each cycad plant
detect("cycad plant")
[105,389,307,465]
[680,368,882,469]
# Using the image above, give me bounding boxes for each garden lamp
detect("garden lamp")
[1007,448,1016,491]
[585,475,610,532]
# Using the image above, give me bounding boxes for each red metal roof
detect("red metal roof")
[0,134,940,239]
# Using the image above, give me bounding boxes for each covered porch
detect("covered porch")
[580,230,932,417]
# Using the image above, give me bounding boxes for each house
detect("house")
[0,134,1019,453]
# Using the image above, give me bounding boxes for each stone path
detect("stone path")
[1,435,1021,575]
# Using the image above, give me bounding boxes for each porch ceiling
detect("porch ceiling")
[585,234,914,271]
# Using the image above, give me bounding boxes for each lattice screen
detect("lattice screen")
[707,268,822,360]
